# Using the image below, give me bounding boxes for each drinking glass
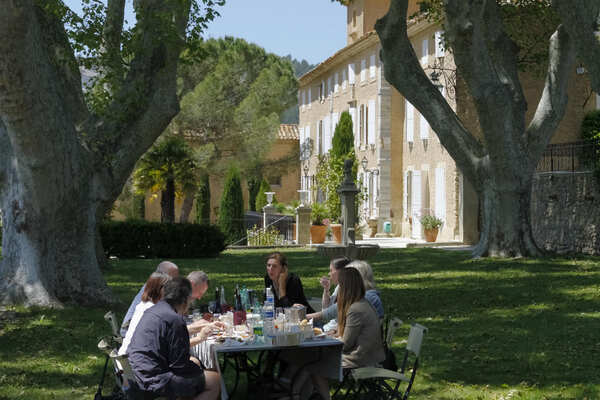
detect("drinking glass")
[208,301,216,314]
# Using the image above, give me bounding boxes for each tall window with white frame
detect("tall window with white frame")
[318,120,324,155]
[359,105,365,147]
[319,81,325,102]
[364,104,369,147]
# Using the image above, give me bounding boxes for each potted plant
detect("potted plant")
[310,203,328,244]
[420,215,443,242]
[330,219,342,244]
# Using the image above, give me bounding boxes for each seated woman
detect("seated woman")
[347,260,384,319]
[310,267,385,399]
[119,272,170,357]
[264,252,314,313]
[306,257,352,326]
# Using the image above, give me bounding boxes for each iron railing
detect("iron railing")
[535,141,597,173]
[231,211,295,246]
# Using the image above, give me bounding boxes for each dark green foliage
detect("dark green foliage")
[247,176,261,211]
[133,193,145,219]
[134,136,198,223]
[255,178,276,211]
[100,221,225,258]
[218,167,245,244]
[331,111,354,159]
[315,113,357,222]
[195,174,211,224]
[580,111,600,185]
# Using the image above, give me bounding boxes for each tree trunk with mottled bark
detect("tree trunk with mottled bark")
[0,0,189,306]
[375,0,580,257]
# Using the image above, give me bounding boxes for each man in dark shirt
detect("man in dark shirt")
[128,277,220,400]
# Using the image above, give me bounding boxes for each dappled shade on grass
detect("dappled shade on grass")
[1,248,599,399]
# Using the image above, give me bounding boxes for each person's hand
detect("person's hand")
[187,319,209,334]
[212,321,226,330]
[198,325,213,341]
[319,276,330,291]
[278,267,288,296]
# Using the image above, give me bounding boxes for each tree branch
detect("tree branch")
[526,25,575,163]
[375,0,486,187]
[552,0,600,93]
[104,0,191,194]
[445,0,528,153]
[102,0,126,77]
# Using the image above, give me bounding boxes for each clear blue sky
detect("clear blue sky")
[62,0,347,65]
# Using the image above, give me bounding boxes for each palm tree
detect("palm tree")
[134,136,198,223]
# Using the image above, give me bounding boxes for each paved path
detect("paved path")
[355,237,474,251]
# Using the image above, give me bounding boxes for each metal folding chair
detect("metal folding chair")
[332,323,427,400]
[94,311,126,400]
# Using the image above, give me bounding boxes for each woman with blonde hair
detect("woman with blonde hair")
[309,268,385,400]
[347,260,384,319]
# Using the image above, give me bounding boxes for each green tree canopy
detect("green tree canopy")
[171,37,298,177]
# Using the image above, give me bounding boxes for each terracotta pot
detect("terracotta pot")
[331,224,342,244]
[368,218,378,238]
[310,225,327,244]
[424,228,438,242]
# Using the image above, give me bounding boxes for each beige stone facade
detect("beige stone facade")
[298,0,594,243]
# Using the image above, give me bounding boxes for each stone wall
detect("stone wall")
[531,172,600,255]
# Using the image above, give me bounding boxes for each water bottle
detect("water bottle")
[264,287,274,319]
[263,286,275,344]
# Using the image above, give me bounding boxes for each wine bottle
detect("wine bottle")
[220,285,229,312]
[214,287,222,314]
[233,286,246,325]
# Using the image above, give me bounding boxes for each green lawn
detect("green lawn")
[1,248,599,399]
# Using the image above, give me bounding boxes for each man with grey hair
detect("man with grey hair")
[187,270,209,301]
[186,270,215,338]
[120,261,179,337]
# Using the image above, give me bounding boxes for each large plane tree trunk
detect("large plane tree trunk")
[0,0,190,306]
[375,0,579,257]
[1,158,112,306]
[475,174,541,258]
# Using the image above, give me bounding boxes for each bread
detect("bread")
[313,327,323,335]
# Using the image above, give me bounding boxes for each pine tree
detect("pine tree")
[316,111,357,222]
[331,111,354,159]
[247,176,261,211]
[195,174,211,224]
[218,166,245,244]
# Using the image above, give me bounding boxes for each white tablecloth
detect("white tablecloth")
[203,337,343,400]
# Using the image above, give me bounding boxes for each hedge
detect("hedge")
[100,220,226,258]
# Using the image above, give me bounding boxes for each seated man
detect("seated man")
[120,261,179,337]
[186,270,223,346]
[127,277,220,400]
